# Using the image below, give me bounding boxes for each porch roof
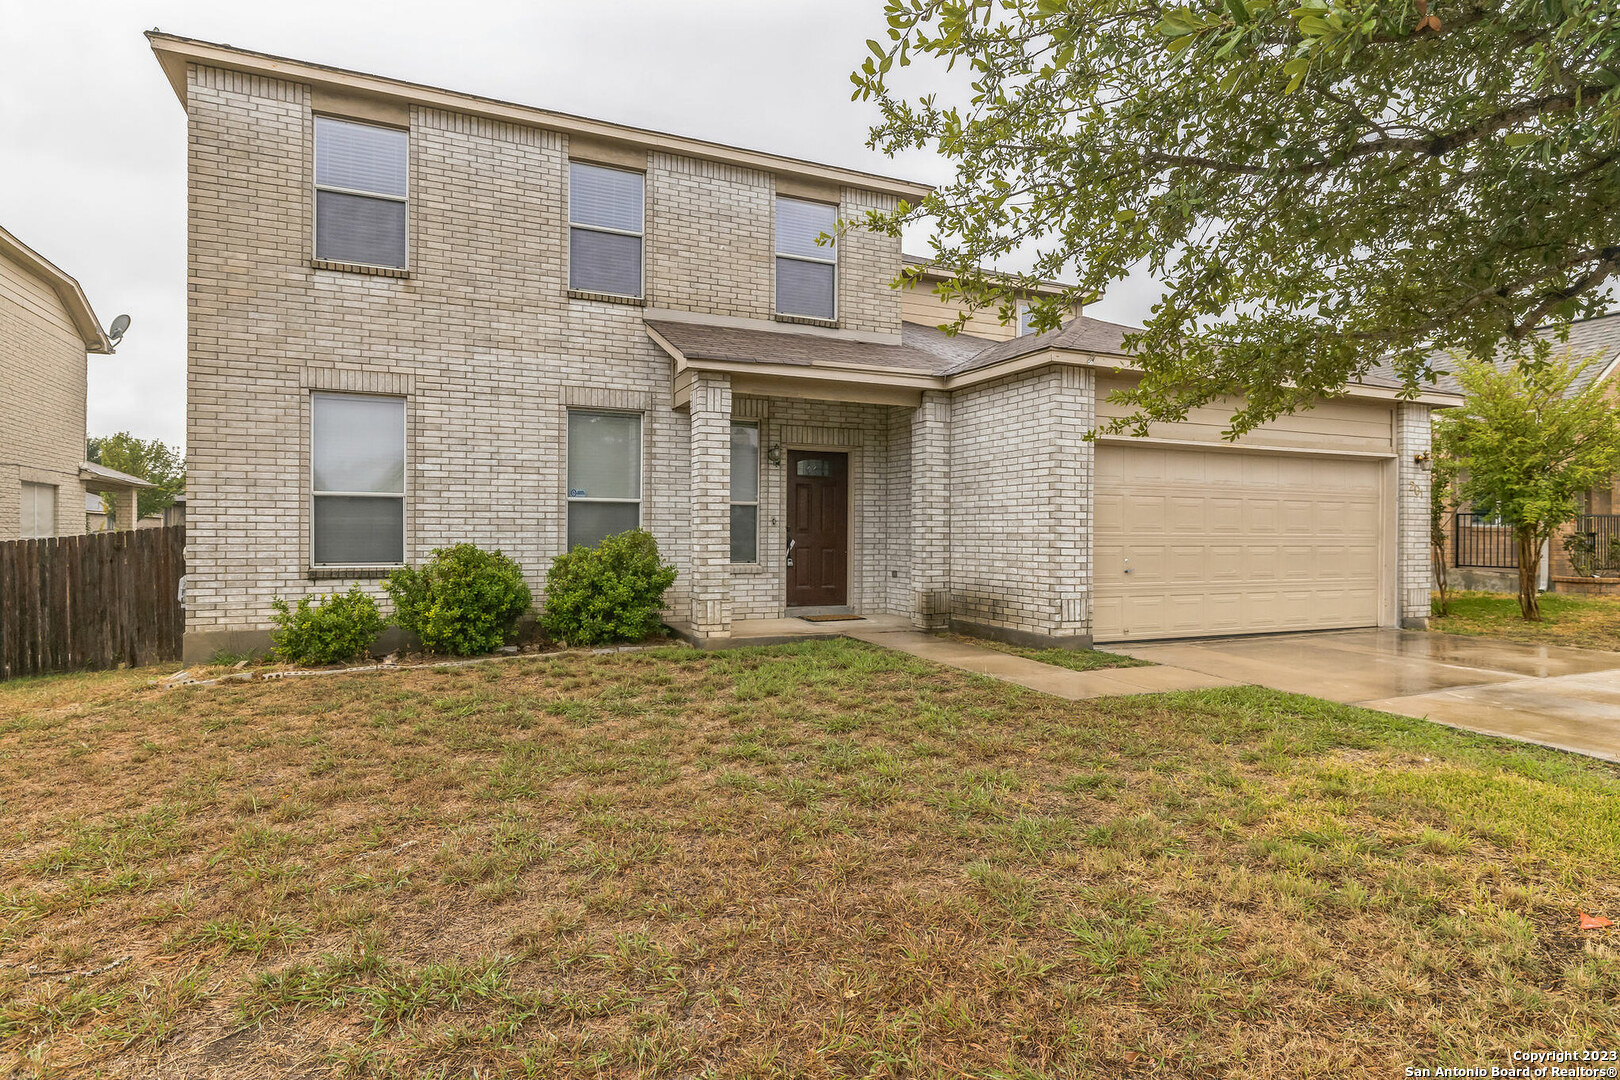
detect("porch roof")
[646,315,1463,405]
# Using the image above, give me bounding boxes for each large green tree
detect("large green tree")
[86,432,185,524]
[853,0,1620,433]
[1434,348,1620,620]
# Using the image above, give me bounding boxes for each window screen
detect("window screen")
[567,410,642,548]
[730,422,759,562]
[776,197,837,320]
[569,162,644,297]
[312,393,406,565]
[315,117,409,269]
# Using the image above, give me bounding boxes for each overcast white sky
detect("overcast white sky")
[2,1,1161,451]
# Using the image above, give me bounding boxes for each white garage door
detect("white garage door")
[1093,445,1385,642]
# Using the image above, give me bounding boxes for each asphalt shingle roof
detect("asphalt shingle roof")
[1424,312,1620,397]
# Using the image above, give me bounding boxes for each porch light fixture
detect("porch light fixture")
[1413,451,1432,469]
[767,443,784,466]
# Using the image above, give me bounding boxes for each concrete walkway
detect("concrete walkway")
[1117,629,1620,763]
[841,624,1236,700]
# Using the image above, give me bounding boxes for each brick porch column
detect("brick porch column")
[112,488,139,531]
[909,389,951,629]
[688,371,733,638]
[1396,402,1433,628]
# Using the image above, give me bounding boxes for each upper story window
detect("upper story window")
[569,162,644,298]
[1017,301,1037,336]
[775,197,837,320]
[19,482,56,539]
[312,392,406,566]
[314,116,409,270]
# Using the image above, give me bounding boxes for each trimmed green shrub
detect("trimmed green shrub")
[269,587,385,665]
[542,529,676,646]
[385,543,533,656]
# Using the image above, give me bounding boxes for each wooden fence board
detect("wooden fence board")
[0,526,184,680]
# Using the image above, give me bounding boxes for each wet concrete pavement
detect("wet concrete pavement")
[1117,629,1620,762]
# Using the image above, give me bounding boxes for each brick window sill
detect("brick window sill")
[774,313,839,329]
[312,259,411,279]
[568,289,646,307]
[308,566,400,581]
[730,562,770,575]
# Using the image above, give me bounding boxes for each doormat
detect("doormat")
[801,614,865,623]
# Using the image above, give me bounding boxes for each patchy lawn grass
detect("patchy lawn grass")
[2,641,1617,1078]
[1433,589,1620,651]
[939,632,1152,672]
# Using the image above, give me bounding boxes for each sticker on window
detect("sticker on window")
[795,459,832,477]
[569,488,588,498]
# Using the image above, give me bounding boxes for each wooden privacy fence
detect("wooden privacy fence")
[0,526,185,680]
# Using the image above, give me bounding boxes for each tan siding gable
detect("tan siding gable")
[1095,372,1395,454]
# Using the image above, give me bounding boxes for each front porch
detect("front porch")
[676,370,952,644]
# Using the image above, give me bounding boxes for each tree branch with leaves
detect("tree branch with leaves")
[853,0,1620,435]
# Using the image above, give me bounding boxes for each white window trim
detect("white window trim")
[312,115,410,271]
[730,420,760,564]
[567,162,646,300]
[565,408,645,546]
[310,391,408,568]
[774,196,839,321]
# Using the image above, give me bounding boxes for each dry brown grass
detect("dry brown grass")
[2,640,1617,1078]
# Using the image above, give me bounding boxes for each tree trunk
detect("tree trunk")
[1431,537,1450,617]
[1516,528,1541,621]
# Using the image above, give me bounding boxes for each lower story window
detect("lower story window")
[20,482,57,539]
[567,410,641,548]
[312,392,406,566]
[730,421,758,562]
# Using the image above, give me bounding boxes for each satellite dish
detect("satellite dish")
[108,314,131,346]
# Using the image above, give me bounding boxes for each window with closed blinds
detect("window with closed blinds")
[312,393,406,566]
[567,410,642,549]
[569,162,644,297]
[730,423,759,562]
[315,116,409,269]
[19,482,57,539]
[776,197,837,320]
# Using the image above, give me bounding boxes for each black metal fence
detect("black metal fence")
[1572,514,1620,572]
[1453,512,1519,569]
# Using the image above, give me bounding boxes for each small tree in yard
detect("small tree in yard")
[1435,350,1620,621]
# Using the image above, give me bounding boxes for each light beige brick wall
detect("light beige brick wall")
[1396,402,1433,626]
[948,366,1092,643]
[648,155,772,318]
[0,247,89,540]
[836,188,902,336]
[182,63,906,652]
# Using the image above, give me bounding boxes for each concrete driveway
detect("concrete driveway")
[1116,629,1620,763]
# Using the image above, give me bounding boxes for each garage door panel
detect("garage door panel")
[1095,445,1384,641]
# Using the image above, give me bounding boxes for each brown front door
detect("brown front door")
[787,450,848,608]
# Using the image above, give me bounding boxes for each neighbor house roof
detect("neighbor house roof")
[146,33,933,203]
[1427,311,1620,397]
[0,224,113,353]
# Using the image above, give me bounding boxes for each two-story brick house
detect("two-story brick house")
[150,33,1456,662]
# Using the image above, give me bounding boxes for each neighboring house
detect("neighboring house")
[1434,313,1620,594]
[85,492,108,532]
[137,494,186,530]
[0,224,149,540]
[149,33,1456,662]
